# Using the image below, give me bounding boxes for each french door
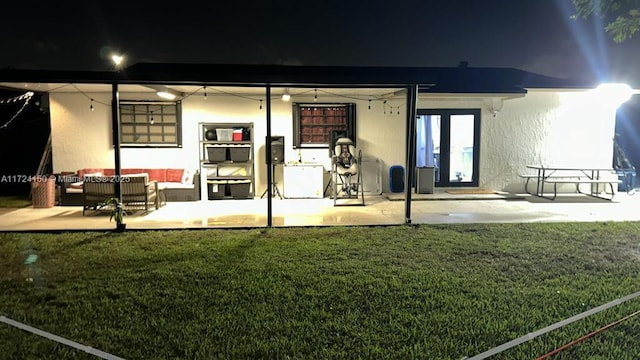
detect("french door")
[416,109,481,187]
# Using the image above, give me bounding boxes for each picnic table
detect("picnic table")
[521,165,621,200]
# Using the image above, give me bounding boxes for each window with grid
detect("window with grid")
[119,100,182,147]
[292,103,356,148]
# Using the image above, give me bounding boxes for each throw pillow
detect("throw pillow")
[70,181,84,189]
[182,169,192,184]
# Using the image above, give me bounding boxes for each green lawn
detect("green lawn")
[0,195,31,208]
[1,223,639,359]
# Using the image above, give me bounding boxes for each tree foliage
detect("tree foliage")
[572,0,640,42]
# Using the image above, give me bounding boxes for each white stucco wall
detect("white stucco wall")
[50,93,114,171]
[416,90,617,192]
[50,91,407,193]
[50,87,617,194]
[480,90,617,192]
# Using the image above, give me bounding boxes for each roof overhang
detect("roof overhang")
[0,63,598,95]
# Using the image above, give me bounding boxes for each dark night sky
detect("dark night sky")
[1,0,640,85]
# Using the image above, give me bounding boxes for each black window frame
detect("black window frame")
[118,100,182,148]
[292,103,356,149]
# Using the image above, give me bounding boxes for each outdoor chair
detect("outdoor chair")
[331,137,365,206]
[83,174,158,215]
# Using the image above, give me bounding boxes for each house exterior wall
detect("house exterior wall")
[50,93,114,172]
[50,91,407,193]
[481,90,616,192]
[417,89,616,192]
[50,88,616,194]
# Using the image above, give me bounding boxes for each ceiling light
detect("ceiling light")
[282,88,291,102]
[155,87,183,100]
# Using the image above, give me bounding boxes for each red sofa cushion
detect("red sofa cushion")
[121,168,145,176]
[77,168,184,183]
[145,169,166,182]
[165,169,184,182]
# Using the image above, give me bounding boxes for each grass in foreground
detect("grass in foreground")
[1,223,639,359]
[0,195,31,208]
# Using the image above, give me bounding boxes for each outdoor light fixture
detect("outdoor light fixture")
[594,83,636,107]
[156,87,183,100]
[111,54,124,67]
[488,98,504,117]
[282,88,291,102]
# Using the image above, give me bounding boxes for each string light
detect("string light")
[0,93,33,130]
[45,84,406,118]
[149,111,155,125]
[0,91,34,104]
[155,85,405,112]
[282,88,291,102]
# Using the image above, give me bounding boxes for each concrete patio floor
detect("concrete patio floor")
[2,190,640,231]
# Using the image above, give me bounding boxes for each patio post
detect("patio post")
[265,85,273,227]
[404,84,418,224]
[111,83,123,206]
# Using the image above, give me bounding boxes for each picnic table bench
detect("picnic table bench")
[520,165,621,200]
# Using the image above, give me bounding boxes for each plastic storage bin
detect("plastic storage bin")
[229,147,250,162]
[207,181,227,199]
[215,128,233,141]
[232,128,243,141]
[228,180,251,198]
[206,147,228,162]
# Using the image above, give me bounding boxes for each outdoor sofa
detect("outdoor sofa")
[82,174,158,215]
[60,168,200,206]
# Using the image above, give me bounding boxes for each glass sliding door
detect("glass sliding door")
[416,109,480,187]
[449,114,476,183]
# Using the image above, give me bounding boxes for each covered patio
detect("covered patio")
[1,63,636,231]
